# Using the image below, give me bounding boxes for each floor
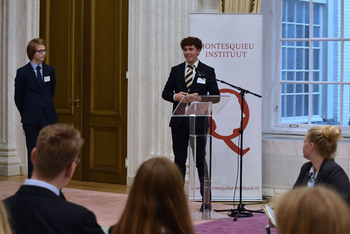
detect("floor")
[0,175,275,210]
[0,175,130,194]
[1,176,278,234]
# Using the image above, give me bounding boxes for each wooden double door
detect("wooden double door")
[40,0,128,184]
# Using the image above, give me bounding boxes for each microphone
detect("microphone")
[196,69,215,80]
[196,69,205,78]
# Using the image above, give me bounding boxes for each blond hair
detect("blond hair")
[307,125,342,159]
[0,201,12,234]
[275,187,350,234]
[113,157,194,234]
[35,124,84,180]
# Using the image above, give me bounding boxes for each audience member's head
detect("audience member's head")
[305,125,342,159]
[112,157,194,234]
[32,124,84,183]
[275,186,350,234]
[0,200,12,234]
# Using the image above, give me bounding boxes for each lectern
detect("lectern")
[172,95,229,219]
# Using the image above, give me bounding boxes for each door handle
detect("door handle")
[74,99,80,108]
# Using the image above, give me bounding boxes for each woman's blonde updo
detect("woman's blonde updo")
[307,125,342,159]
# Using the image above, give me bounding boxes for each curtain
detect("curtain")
[221,0,262,13]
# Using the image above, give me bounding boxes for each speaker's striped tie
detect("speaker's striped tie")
[185,64,195,91]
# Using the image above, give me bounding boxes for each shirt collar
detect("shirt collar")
[185,60,199,68]
[30,61,42,70]
[24,179,60,196]
[309,165,319,178]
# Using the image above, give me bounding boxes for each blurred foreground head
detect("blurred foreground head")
[275,186,350,234]
[113,157,194,234]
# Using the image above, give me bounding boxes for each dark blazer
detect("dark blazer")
[162,61,220,128]
[14,62,57,124]
[294,159,350,205]
[4,185,104,234]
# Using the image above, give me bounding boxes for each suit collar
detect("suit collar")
[309,159,334,184]
[185,60,199,68]
[17,185,60,198]
[24,178,60,196]
[176,61,203,92]
[25,62,37,78]
[25,62,44,88]
[319,159,334,172]
[30,61,42,70]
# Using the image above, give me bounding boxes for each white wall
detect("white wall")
[127,0,220,185]
[0,0,39,176]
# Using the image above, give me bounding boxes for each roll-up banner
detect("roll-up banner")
[190,13,263,201]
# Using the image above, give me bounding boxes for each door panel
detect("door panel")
[40,0,128,184]
[40,0,84,179]
[83,0,128,184]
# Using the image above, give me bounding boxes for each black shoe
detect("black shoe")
[199,203,212,212]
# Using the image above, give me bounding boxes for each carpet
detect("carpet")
[195,214,277,234]
[0,181,275,234]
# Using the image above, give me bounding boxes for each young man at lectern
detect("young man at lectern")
[162,36,220,212]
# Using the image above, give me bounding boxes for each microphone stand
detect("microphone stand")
[199,72,263,221]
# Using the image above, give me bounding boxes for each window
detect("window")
[278,0,350,127]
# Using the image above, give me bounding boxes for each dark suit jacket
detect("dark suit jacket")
[162,61,220,128]
[294,159,350,205]
[14,62,57,124]
[4,185,104,234]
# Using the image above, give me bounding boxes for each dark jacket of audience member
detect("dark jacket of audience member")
[4,124,104,234]
[293,125,350,205]
[294,159,350,204]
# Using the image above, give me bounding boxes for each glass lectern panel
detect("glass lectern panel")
[171,95,229,220]
[172,95,229,117]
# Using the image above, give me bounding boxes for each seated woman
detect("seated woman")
[275,187,350,234]
[294,125,350,204]
[110,157,194,234]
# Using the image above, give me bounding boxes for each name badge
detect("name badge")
[44,76,50,82]
[197,78,206,84]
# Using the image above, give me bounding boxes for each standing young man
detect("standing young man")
[14,38,57,178]
[162,37,220,211]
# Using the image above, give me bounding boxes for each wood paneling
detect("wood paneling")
[40,0,84,179]
[83,0,128,184]
[40,0,128,184]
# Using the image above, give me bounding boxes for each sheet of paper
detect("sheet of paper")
[263,204,276,226]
